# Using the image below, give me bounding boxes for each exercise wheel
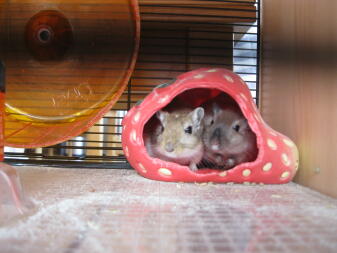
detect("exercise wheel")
[0,0,140,147]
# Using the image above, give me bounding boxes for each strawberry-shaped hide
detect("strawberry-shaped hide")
[122,68,299,184]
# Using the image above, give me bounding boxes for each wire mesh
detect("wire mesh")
[5,0,260,168]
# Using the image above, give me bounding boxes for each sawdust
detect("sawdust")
[0,166,336,253]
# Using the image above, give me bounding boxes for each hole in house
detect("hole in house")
[143,88,258,172]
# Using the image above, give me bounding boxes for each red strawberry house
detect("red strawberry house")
[122,68,299,184]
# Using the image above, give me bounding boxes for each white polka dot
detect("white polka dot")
[283,138,295,147]
[240,93,248,101]
[242,169,251,177]
[206,69,218,72]
[267,139,278,150]
[130,130,137,143]
[269,131,277,137]
[132,112,141,124]
[281,171,290,179]
[124,146,129,158]
[158,95,169,104]
[262,162,273,172]
[224,75,234,83]
[194,74,204,79]
[158,168,172,177]
[219,171,227,177]
[138,163,147,173]
[281,153,291,166]
[295,160,299,171]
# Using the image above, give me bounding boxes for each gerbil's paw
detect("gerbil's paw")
[224,158,236,169]
[189,163,198,171]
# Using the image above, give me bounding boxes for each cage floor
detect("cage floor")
[0,166,336,253]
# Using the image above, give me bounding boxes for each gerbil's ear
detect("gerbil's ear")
[191,107,204,124]
[156,111,168,125]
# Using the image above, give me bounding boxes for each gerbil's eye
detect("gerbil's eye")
[184,126,193,134]
[210,119,214,125]
[233,124,240,132]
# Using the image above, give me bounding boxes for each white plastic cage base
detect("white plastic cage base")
[0,166,336,253]
[0,163,33,225]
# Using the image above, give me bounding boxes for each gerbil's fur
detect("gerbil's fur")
[144,107,205,171]
[201,94,257,170]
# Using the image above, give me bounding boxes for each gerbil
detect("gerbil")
[145,107,204,171]
[201,95,257,170]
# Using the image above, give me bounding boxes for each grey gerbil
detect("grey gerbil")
[145,107,205,171]
[201,95,257,170]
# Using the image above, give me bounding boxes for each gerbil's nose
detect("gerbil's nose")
[165,143,174,152]
[213,128,221,138]
[210,128,221,151]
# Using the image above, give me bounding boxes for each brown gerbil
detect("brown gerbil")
[145,107,205,171]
